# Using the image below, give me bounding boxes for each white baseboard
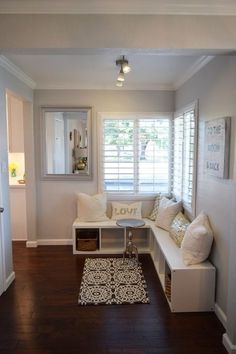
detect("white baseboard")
[26,240,38,248]
[37,239,72,246]
[5,271,15,290]
[12,238,27,241]
[26,239,73,247]
[223,333,236,353]
[215,302,227,329]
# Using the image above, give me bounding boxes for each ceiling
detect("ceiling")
[3,53,213,90]
[0,0,231,90]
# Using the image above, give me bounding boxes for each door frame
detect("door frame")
[0,89,36,295]
[0,212,6,295]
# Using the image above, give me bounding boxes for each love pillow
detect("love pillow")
[111,202,142,220]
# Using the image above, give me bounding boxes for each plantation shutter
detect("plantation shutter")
[102,119,135,192]
[138,118,170,193]
[172,115,183,200]
[182,109,195,208]
[173,105,197,213]
[100,115,170,194]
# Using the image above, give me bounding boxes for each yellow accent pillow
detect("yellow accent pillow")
[169,212,190,247]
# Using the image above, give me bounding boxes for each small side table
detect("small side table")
[116,218,145,264]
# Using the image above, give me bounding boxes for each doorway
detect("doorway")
[6,92,27,242]
[0,88,35,295]
[0,209,5,295]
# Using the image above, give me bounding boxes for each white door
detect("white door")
[0,207,5,295]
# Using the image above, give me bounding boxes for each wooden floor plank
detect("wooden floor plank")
[0,242,227,354]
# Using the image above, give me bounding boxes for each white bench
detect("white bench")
[72,218,215,312]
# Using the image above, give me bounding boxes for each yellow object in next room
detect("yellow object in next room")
[9,162,18,177]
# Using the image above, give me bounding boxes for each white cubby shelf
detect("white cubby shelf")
[72,218,216,312]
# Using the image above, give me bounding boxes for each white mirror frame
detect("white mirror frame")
[40,106,92,181]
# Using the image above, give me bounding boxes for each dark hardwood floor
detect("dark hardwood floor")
[0,242,227,354]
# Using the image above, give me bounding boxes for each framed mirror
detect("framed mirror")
[41,107,92,180]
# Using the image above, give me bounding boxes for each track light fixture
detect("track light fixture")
[115,55,131,87]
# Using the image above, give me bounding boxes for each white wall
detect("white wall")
[175,56,236,348]
[34,89,174,240]
[0,64,33,286]
[9,187,27,240]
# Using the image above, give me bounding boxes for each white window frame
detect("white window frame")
[98,112,172,199]
[172,101,198,217]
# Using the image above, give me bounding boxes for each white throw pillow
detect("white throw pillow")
[155,197,182,231]
[77,193,109,222]
[181,212,214,266]
[111,202,142,220]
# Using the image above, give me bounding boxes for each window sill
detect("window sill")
[106,193,170,201]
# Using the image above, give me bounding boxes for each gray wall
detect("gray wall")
[34,89,174,240]
[175,56,236,320]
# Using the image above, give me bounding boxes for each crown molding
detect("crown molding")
[0,54,213,92]
[174,56,214,90]
[0,55,36,89]
[35,83,174,91]
[0,0,236,15]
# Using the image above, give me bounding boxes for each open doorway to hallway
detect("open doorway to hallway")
[0,207,5,295]
[6,92,27,243]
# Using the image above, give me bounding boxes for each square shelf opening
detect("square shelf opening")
[101,228,124,250]
[76,228,99,251]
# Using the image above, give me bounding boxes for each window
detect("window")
[99,114,171,195]
[172,103,197,214]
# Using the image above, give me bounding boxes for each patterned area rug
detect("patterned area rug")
[78,258,150,305]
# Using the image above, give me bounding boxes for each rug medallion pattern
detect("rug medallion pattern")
[78,258,150,305]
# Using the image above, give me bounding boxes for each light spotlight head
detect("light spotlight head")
[117,69,125,82]
[122,62,131,73]
[116,80,123,87]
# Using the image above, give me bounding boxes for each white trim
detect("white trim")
[174,56,214,90]
[0,202,6,296]
[174,101,198,119]
[98,112,173,119]
[36,83,174,91]
[26,240,38,248]
[0,55,36,89]
[223,333,236,354]
[215,302,227,329]
[0,216,5,296]
[5,271,15,290]
[37,239,73,246]
[12,238,27,241]
[1,1,236,15]
[26,239,73,247]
